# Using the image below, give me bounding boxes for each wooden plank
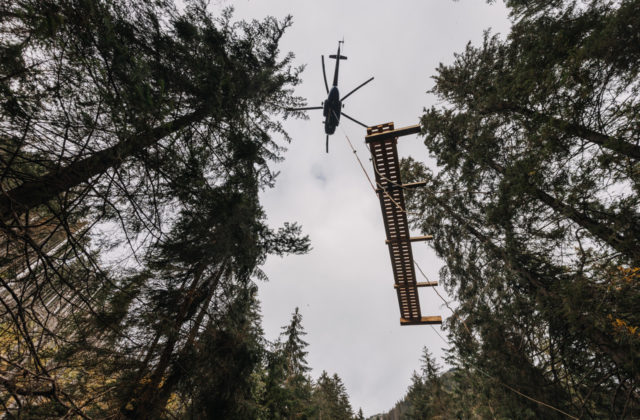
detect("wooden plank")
[402,181,428,189]
[365,124,421,143]
[394,281,438,289]
[400,316,443,326]
[370,133,394,243]
[367,122,394,136]
[367,121,442,325]
[375,181,427,193]
[369,124,420,319]
[385,235,434,244]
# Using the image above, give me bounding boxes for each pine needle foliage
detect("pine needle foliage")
[400,0,640,418]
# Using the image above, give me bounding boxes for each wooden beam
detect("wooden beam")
[394,281,438,289]
[376,181,427,193]
[365,124,421,143]
[367,122,394,135]
[402,181,427,189]
[385,235,434,244]
[400,316,442,326]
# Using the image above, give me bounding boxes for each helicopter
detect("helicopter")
[291,41,374,153]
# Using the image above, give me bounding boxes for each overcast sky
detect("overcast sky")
[213,0,511,416]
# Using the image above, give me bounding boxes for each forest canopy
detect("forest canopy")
[398,0,640,418]
[1,0,639,418]
[0,0,330,417]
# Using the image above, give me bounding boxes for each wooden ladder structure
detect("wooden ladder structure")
[366,122,442,326]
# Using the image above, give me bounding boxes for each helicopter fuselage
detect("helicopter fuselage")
[287,41,372,152]
[323,86,341,135]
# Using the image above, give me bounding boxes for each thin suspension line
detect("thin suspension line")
[334,114,421,217]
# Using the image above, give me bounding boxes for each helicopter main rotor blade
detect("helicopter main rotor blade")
[326,134,329,153]
[321,56,329,94]
[341,77,374,102]
[287,106,323,111]
[341,112,368,129]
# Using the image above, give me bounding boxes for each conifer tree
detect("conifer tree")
[312,371,355,420]
[264,307,314,419]
[180,284,267,419]
[401,0,640,416]
[282,307,312,378]
[0,0,305,330]
[404,348,444,420]
[1,0,304,223]
[0,0,311,416]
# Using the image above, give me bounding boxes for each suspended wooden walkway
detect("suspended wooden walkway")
[365,122,442,326]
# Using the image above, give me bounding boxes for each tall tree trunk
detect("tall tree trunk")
[486,160,639,263]
[490,102,640,160]
[137,296,214,419]
[120,263,224,419]
[0,108,206,221]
